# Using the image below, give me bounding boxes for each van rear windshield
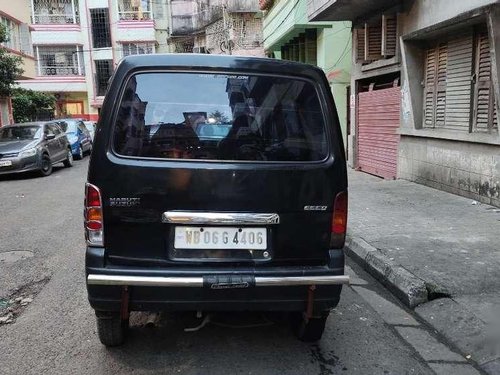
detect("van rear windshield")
[113,72,328,162]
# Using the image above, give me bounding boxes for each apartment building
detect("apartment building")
[17,0,170,121]
[0,0,35,125]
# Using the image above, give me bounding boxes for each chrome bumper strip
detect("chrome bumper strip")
[162,211,280,225]
[87,274,350,287]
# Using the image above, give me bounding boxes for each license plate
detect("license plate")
[174,227,267,250]
[0,160,12,167]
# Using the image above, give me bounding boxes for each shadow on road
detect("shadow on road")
[103,311,317,373]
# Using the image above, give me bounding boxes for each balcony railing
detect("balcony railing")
[32,0,80,24]
[118,0,153,21]
[32,13,79,24]
[38,65,81,76]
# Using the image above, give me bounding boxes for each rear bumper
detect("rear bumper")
[0,155,39,175]
[88,274,349,287]
[86,247,348,312]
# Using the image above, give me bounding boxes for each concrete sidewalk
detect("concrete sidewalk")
[346,170,500,374]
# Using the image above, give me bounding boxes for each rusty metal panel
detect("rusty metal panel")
[357,87,401,179]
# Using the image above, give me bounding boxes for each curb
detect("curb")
[345,236,428,308]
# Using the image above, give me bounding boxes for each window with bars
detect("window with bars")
[95,60,113,96]
[36,45,84,76]
[90,8,111,49]
[421,26,498,134]
[118,0,152,21]
[122,42,154,57]
[32,0,79,24]
[355,14,397,63]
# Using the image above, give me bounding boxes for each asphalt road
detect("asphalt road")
[0,158,474,374]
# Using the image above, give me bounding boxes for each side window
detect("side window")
[78,122,87,134]
[52,124,62,135]
[45,125,55,136]
[59,121,68,133]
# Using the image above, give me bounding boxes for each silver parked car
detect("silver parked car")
[0,122,73,177]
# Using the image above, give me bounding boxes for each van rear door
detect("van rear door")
[100,71,345,266]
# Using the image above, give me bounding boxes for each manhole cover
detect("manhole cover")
[0,251,34,263]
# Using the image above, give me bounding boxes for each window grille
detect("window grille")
[0,16,20,51]
[32,0,79,24]
[90,8,111,48]
[118,0,152,21]
[122,42,154,57]
[36,45,84,76]
[95,60,113,96]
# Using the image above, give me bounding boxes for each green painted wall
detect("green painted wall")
[263,0,352,148]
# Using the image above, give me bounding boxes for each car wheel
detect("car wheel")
[76,145,84,160]
[63,149,73,167]
[291,311,329,342]
[96,312,128,347]
[39,154,53,177]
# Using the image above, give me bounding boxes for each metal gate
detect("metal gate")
[357,86,400,179]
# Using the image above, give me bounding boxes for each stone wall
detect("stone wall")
[398,136,500,207]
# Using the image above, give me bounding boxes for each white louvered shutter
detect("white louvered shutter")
[472,30,497,133]
[444,31,473,130]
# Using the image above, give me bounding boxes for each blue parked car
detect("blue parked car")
[58,119,92,159]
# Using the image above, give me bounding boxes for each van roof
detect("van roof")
[117,53,326,79]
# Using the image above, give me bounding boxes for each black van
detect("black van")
[85,54,349,346]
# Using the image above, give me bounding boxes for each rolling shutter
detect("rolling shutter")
[472,30,497,133]
[357,86,401,179]
[444,32,473,130]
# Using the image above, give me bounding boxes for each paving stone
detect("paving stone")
[352,286,419,326]
[428,363,482,375]
[395,326,466,362]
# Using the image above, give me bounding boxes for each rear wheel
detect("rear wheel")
[39,154,53,177]
[63,149,73,167]
[96,312,128,347]
[76,145,84,160]
[291,311,329,342]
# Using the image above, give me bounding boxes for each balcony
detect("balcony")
[307,0,401,22]
[35,45,84,76]
[31,0,79,24]
[118,0,153,21]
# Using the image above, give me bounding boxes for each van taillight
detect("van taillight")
[330,191,347,248]
[85,183,104,246]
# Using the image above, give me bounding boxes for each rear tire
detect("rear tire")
[291,312,329,342]
[96,313,128,347]
[39,154,53,177]
[63,149,73,167]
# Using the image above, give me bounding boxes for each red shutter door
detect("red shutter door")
[357,86,401,179]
